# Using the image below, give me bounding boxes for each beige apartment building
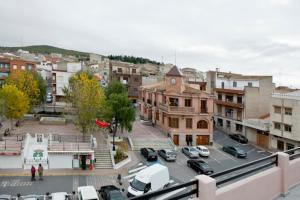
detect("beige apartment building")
[270,91,300,151]
[139,66,214,146]
[206,70,273,149]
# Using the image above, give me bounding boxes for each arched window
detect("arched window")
[197,120,208,129]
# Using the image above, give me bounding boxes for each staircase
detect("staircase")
[130,138,175,151]
[94,148,113,169]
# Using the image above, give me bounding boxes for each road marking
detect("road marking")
[247,148,256,154]
[123,172,139,179]
[72,176,79,191]
[155,183,186,200]
[257,150,265,153]
[128,165,147,174]
[213,144,239,162]
[138,163,143,166]
[208,154,221,164]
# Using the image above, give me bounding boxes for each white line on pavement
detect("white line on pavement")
[138,163,143,166]
[123,172,138,179]
[208,154,221,164]
[247,148,256,154]
[128,165,147,174]
[155,183,186,200]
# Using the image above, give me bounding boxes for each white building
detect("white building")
[270,90,300,151]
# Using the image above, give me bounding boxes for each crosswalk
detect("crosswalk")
[124,163,190,200]
[0,179,32,187]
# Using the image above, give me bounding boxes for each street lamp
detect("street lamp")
[112,117,116,151]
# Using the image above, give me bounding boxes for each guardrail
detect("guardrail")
[210,154,278,186]
[129,179,198,200]
[284,147,300,160]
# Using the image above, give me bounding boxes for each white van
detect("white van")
[127,164,169,197]
[78,186,99,200]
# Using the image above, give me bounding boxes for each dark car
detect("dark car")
[99,185,124,200]
[187,159,214,175]
[229,134,248,144]
[222,145,247,158]
[140,148,158,161]
[158,149,177,161]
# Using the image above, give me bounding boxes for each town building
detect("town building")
[109,60,142,102]
[139,66,214,146]
[0,57,36,85]
[269,90,300,151]
[181,67,205,83]
[52,62,82,102]
[206,70,273,149]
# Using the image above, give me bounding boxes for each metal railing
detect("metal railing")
[210,154,278,186]
[284,147,300,160]
[129,179,198,200]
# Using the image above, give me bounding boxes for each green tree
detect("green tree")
[104,80,135,150]
[32,71,47,103]
[0,84,30,129]
[5,71,40,107]
[64,72,106,135]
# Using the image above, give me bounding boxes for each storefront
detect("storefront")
[48,151,94,169]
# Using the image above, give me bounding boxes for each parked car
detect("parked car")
[140,148,158,161]
[0,195,12,200]
[222,145,247,158]
[127,164,169,197]
[46,97,53,103]
[229,134,248,144]
[50,192,68,200]
[195,145,210,157]
[158,149,177,161]
[99,185,124,200]
[19,195,42,200]
[187,159,214,175]
[182,147,200,159]
[78,186,99,200]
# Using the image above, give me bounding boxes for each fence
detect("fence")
[129,179,198,200]
[210,154,278,186]
[284,147,300,160]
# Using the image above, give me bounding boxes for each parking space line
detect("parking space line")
[214,145,239,162]
[247,148,256,154]
[208,154,221,164]
[123,172,138,179]
[128,165,147,174]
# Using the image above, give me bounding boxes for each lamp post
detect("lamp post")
[112,117,116,151]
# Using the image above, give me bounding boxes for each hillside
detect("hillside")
[0,45,89,58]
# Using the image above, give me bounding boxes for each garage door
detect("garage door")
[257,133,269,148]
[196,135,209,145]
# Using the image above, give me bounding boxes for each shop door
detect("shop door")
[277,140,284,151]
[196,135,209,145]
[257,133,269,148]
[173,135,179,146]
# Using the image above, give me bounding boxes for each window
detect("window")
[186,118,192,129]
[134,88,138,92]
[201,100,207,113]
[155,112,159,121]
[21,66,25,70]
[277,140,284,151]
[225,95,233,102]
[285,108,292,115]
[236,124,243,132]
[237,96,242,104]
[103,72,107,75]
[284,124,292,132]
[134,77,139,82]
[274,106,281,114]
[13,65,17,70]
[169,118,179,128]
[226,120,231,128]
[169,98,179,106]
[233,81,237,87]
[218,94,222,100]
[287,143,295,150]
[185,99,192,107]
[248,82,253,87]
[217,118,223,127]
[27,64,33,70]
[117,68,122,73]
[217,105,222,114]
[274,122,281,130]
[171,78,176,85]
[221,82,225,88]
[132,69,136,73]
[197,120,208,129]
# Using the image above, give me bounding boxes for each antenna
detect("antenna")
[175,50,177,66]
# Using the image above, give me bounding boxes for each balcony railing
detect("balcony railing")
[284,147,300,160]
[159,103,195,113]
[129,179,198,200]
[243,119,269,131]
[215,99,244,109]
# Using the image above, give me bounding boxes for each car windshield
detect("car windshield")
[202,149,208,152]
[166,151,176,156]
[109,191,123,200]
[191,148,198,153]
[131,178,146,191]
[200,163,210,169]
[236,148,244,153]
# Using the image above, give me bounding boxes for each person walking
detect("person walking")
[31,165,36,181]
[38,164,44,180]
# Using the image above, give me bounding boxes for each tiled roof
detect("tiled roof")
[166,66,183,77]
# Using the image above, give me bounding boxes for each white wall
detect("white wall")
[48,154,73,169]
[55,71,73,96]
[67,62,82,73]
[216,78,259,90]
[0,156,22,169]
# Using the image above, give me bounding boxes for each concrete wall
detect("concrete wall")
[48,154,73,169]
[0,156,22,169]
[244,87,260,118]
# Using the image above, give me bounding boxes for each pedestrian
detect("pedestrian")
[38,163,44,180]
[31,165,36,181]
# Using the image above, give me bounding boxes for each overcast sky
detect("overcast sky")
[1,0,300,87]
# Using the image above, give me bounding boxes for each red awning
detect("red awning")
[95,119,110,128]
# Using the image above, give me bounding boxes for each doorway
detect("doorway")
[277,140,284,151]
[173,135,179,146]
[196,135,209,145]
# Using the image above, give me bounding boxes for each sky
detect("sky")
[0,0,300,87]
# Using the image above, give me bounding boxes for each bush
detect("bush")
[114,148,128,164]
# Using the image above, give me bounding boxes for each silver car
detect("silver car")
[158,149,177,161]
[182,147,200,158]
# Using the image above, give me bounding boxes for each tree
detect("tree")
[104,80,135,150]
[5,71,40,107]
[32,71,47,103]
[0,84,30,129]
[64,72,106,135]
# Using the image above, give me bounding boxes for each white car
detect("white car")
[78,186,99,200]
[50,192,68,200]
[195,145,210,157]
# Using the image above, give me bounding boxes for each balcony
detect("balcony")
[243,118,270,131]
[215,99,244,109]
[159,103,195,114]
[215,88,245,95]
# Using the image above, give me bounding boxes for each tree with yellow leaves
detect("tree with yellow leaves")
[0,84,30,129]
[64,72,106,135]
[5,70,40,108]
